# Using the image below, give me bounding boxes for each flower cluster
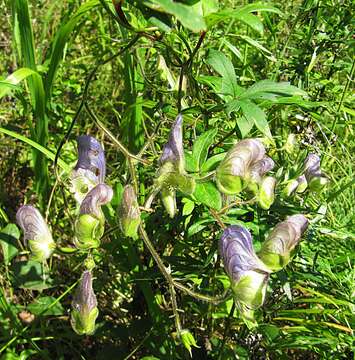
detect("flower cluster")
[219,215,308,324]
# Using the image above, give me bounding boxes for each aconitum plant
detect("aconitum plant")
[15,114,326,346]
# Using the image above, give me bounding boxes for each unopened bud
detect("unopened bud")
[258,214,308,272]
[71,271,99,335]
[16,205,55,262]
[180,329,199,357]
[74,184,113,250]
[118,185,141,238]
[161,187,177,218]
[258,176,276,210]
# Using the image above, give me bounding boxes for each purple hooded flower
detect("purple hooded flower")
[16,205,55,261]
[75,135,106,183]
[219,225,271,320]
[249,157,275,182]
[80,183,113,219]
[71,270,99,335]
[159,114,184,172]
[219,225,270,283]
[258,214,309,271]
[72,271,97,313]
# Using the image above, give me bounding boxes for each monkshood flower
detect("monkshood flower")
[156,114,195,217]
[249,157,275,184]
[219,226,271,322]
[258,214,308,272]
[71,271,99,335]
[303,153,328,192]
[216,139,266,195]
[71,135,106,203]
[74,184,113,250]
[16,205,55,262]
[118,185,141,238]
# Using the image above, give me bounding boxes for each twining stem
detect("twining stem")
[139,225,230,305]
[84,103,149,165]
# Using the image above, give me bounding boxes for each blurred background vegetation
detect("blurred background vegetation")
[0,0,354,359]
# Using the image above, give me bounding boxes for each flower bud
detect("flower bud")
[118,185,141,238]
[157,115,195,217]
[283,175,307,197]
[219,226,270,320]
[159,114,184,173]
[180,329,199,357]
[284,134,298,154]
[16,205,55,262]
[258,214,308,272]
[71,271,99,335]
[216,139,266,195]
[258,176,276,210]
[303,153,328,192]
[74,184,113,250]
[161,187,177,218]
[71,136,106,203]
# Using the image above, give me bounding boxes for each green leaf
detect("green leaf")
[200,153,225,173]
[0,68,38,99]
[0,127,70,172]
[240,80,307,101]
[193,182,222,210]
[0,224,20,265]
[185,152,198,173]
[144,0,206,32]
[238,115,254,138]
[13,0,49,205]
[191,129,218,172]
[45,0,100,99]
[236,34,276,61]
[206,49,241,98]
[27,296,64,316]
[11,261,54,290]
[187,218,214,237]
[205,3,282,28]
[239,100,272,138]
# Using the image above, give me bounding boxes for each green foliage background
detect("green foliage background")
[0,0,354,359]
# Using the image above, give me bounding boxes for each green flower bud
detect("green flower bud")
[74,184,113,250]
[161,187,177,218]
[216,139,267,195]
[118,185,141,238]
[258,176,276,210]
[295,175,307,193]
[16,205,55,262]
[180,329,199,357]
[284,134,298,154]
[258,214,308,272]
[71,271,99,335]
[283,179,299,197]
